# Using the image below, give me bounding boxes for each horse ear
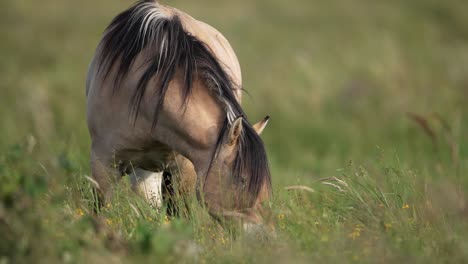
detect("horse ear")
[227,117,243,145]
[252,115,270,135]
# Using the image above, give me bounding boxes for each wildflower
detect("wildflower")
[106,203,111,209]
[279,222,286,230]
[277,213,285,220]
[384,223,392,230]
[106,218,113,225]
[402,204,410,209]
[162,215,171,227]
[349,230,360,240]
[349,225,362,240]
[75,208,84,217]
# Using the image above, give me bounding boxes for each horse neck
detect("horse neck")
[156,73,226,175]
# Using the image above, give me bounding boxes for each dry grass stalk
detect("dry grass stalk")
[406,112,437,144]
[284,185,315,193]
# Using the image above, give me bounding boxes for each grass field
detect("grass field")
[1,0,468,263]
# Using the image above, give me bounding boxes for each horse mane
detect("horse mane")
[96,0,271,200]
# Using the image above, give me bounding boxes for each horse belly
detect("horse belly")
[117,145,173,173]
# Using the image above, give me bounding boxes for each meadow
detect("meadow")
[1,0,467,263]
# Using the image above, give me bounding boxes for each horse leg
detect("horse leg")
[164,154,197,217]
[162,171,177,216]
[90,149,121,211]
[129,168,164,209]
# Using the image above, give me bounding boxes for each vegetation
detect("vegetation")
[1,0,467,263]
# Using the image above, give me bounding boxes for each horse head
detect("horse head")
[201,115,273,230]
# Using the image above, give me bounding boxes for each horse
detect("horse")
[86,0,272,231]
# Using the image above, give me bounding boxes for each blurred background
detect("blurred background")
[1,0,467,262]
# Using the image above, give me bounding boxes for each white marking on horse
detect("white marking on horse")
[130,168,163,208]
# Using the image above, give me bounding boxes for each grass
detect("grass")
[1,0,468,263]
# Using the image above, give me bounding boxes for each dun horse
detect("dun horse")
[86,0,272,230]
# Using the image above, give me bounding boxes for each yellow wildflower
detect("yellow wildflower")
[75,208,84,217]
[220,236,226,245]
[162,215,171,227]
[402,204,410,209]
[384,223,392,230]
[106,218,113,225]
[349,225,362,240]
[349,230,360,240]
[279,222,286,230]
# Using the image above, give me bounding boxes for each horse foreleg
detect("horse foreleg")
[163,154,197,217]
[90,150,121,212]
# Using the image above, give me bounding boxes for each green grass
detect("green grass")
[1,0,468,263]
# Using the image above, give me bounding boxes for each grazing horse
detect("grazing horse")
[86,0,272,229]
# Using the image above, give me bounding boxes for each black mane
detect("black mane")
[96,0,271,200]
